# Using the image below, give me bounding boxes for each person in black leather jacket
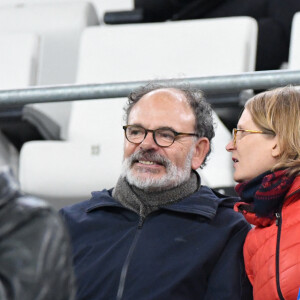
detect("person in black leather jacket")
[0,166,76,300]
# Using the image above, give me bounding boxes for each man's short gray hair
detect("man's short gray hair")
[124,82,215,168]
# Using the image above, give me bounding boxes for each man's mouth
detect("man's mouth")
[136,160,163,166]
[129,150,168,168]
[232,158,239,163]
[139,160,155,165]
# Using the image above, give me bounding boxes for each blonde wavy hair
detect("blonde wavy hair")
[245,86,300,176]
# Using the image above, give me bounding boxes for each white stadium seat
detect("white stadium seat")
[0,0,133,25]
[0,33,39,89]
[20,17,258,208]
[289,12,300,69]
[0,1,99,85]
[20,140,123,201]
[0,32,40,176]
[0,1,99,140]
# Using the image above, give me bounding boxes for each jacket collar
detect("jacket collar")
[85,185,237,221]
[235,175,300,227]
[286,176,300,199]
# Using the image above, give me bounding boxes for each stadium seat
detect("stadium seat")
[0,32,40,176]
[0,1,99,140]
[0,0,133,25]
[289,11,300,69]
[20,17,258,208]
[0,32,39,89]
[0,1,99,85]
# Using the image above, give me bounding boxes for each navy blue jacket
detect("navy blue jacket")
[61,185,252,300]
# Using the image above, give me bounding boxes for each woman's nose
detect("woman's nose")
[226,139,235,152]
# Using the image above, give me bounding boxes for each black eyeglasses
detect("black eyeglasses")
[123,125,198,148]
[232,128,268,147]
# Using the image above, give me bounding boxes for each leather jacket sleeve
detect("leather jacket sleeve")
[0,169,76,300]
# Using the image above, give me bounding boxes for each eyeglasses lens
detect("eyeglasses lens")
[125,126,176,147]
[155,129,175,147]
[126,126,145,143]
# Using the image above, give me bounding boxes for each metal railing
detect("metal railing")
[0,69,300,108]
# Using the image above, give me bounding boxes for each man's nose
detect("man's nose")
[140,131,159,150]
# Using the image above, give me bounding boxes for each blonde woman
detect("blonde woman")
[226,86,300,300]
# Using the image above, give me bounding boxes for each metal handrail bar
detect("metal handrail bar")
[0,69,300,108]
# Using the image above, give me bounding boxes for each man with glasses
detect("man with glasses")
[60,83,252,299]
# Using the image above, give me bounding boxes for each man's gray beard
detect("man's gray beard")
[121,147,194,192]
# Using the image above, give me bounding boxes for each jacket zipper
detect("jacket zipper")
[116,216,145,300]
[275,207,285,300]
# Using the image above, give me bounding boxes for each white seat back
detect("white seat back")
[20,17,258,208]
[0,0,133,25]
[77,18,257,83]
[70,17,258,185]
[0,1,99,139]
[0,32,39,89]
[0,32,40,177]
[20,140,122,201]
[0,1,99,85]
[289,12,300,69]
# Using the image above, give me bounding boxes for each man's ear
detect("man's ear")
[191,137,210,170]
[271,137,281,158]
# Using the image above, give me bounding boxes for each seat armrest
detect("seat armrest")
[104,8,144,24]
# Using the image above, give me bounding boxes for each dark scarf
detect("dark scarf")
[112,171,200,218]
[235,169,295,218]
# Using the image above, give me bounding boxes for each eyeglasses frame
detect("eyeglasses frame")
[123,125,198,148]
[232,128,268,147]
